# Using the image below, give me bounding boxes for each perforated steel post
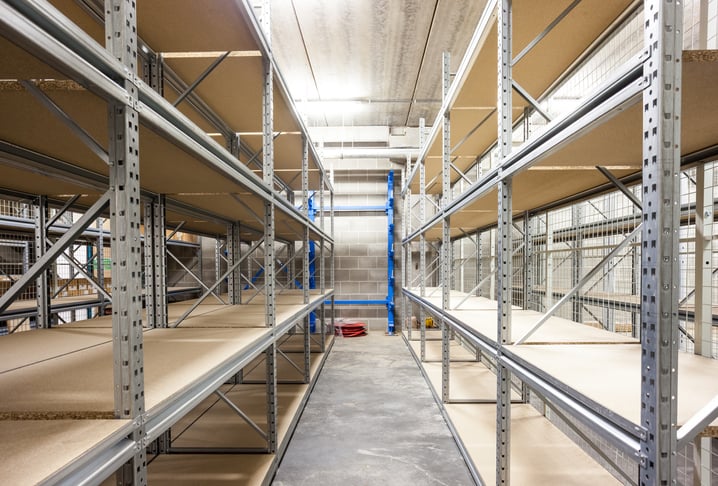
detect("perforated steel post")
[301,136,311,381]
[441,51,452,403]
[640,0,682,483]
[319,179,326,343]
[419,123,428,361]
[261,50,278,453]
[105,0,147,482]
[34,195,50,329]
[497,0,513,483]
[227,223,241,305]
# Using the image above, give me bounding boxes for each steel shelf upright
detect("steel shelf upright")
[261,39,279,456]
[441,51,453,405]
[105,1,148,481]
[496,1,513,483]
[639,0,682,482]
[419,115,429,361]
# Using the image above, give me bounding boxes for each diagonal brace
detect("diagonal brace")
[596,166,642,210]
[172,238,265,327]
[0,192,110,314]
[512,80,551,122]
[512,0,582,65]
[677,394,718,450]
[58,247,112,302]
[21,80,109,165]
[214,389,268,442]
[165,221,186,242]
[454,242,524,309]
[173,51,231,107]
[47,195,82,228]
[277,349,305,376]
[167,249,226,305]
[515,224,642,344]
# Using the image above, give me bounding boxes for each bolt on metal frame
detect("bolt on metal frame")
[0,0,336,482]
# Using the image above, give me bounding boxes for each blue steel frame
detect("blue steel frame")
[386,170,395,334]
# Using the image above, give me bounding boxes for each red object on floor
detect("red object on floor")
[334,320,367,337]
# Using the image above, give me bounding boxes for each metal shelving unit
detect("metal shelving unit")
[0,0,334,484]
[400,1,718,484]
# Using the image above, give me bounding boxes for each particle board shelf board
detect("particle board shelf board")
[148,454,275,486]
[445,403,621,485]
[0,327,271,418]
[0,326,112,374]
[170,383,307,450]
[172,342,329,439]
[241,340,329,382]
[414,0,634,194]
[3,0,323,187]
[506,344,718,433]
[423,361,518,403]
[241,289,334,306]
[177,304,290,329]
[0,419,133,486]
[415,50,718,241]
[1,286,201,320]
[406,288,636,344]
[276,332,334,353]
[408,337,479,362]
[0,55,320,239]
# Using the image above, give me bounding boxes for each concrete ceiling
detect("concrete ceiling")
[270,0,488,129]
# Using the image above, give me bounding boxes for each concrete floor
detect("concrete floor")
[272,332,474,486]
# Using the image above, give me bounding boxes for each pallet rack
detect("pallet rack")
[401,1,718,484]
[0,0,334,484]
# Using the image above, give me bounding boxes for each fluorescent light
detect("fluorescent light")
[161,51,262,59]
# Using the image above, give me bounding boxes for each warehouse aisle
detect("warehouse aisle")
[273,332,473,486]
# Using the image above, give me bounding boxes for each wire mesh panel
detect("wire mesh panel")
[476,228,497,299]
[511,218,526,309]
[679,163,718,359]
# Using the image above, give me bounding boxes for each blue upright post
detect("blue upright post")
[308,194,317,332]
[386,171,395,335]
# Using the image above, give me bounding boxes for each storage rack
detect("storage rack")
[0,0,334,484]
[0,212,203,332]
[400,0,718,484]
